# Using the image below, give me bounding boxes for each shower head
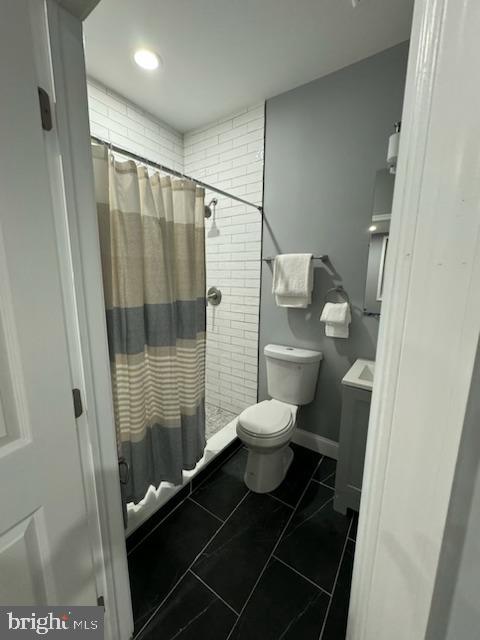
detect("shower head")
[204,198,218,219]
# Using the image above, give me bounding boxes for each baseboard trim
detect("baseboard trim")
[292,429,339,460]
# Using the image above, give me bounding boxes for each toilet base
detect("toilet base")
[244,444,294,493]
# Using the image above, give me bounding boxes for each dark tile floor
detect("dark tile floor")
[128,443,357,640]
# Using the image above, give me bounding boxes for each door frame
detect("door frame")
[45,3,133,639]
[48,0,480,638]
[348,0,480,637]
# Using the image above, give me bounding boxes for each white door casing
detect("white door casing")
[349,0,480,637]
[0,0,97,606]
[45,2,133,638]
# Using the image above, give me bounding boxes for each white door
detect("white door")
[0,0,97,605]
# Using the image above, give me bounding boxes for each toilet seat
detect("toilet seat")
[238,400,294,439]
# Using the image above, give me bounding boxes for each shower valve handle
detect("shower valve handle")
[207,286,222,305]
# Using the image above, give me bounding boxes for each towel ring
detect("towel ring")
[324,286,350,304]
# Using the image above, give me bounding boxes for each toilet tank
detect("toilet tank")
[264,344,323,405]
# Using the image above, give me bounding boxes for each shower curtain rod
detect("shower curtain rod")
[91,135,263,213]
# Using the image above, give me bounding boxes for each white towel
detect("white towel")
[320,302,351,339]
[272,254,313,308]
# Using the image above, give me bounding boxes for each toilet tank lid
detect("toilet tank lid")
[264,344,323,363]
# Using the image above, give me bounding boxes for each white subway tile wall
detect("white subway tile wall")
[184,106,264,414]
[87,78,264,416]
[87,79,184,170]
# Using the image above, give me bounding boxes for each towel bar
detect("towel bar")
[262,255,328,263]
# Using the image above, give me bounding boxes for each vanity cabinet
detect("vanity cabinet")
[334,385,372,514]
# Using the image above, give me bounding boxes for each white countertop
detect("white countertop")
[342,358,375,391]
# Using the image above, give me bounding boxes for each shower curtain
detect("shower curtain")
[92,145,206,504]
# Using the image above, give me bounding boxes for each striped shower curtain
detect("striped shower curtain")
[92,145,206,504]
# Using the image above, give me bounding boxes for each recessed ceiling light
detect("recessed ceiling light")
[134,49,160,71]
[368,225,377,232]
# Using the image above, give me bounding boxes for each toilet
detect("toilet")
[237,344,323,493]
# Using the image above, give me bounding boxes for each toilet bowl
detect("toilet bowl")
[237,344,323,493]
[237,400,298,493]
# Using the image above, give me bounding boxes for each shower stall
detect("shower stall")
[90,106,264,532]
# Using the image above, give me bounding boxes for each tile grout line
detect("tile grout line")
[133,490,252,639]
[268,493,295,510]
[311,476,334,485]
[189,568,240,617]
[318,516,354,640]
[311,477,335,489]
[127,440,241,556]
[188,496,225,523]
[225,457,324,640]
[283,496,335,540]
[272,554,332,598]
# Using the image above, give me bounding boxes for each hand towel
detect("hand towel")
[320,302,351,338]
[272,254,313,308]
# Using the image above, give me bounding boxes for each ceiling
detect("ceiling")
[84,0,413,133]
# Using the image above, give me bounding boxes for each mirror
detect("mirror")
[364,169,395,315]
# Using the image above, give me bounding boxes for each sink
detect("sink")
[358,364,374,383]
[342,359,375,391]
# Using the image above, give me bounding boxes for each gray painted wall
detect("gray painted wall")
[259,42,409,442]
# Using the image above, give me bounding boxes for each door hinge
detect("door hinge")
[37,87,52,131]
[72,388,83,419]
[97,595,105,609]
